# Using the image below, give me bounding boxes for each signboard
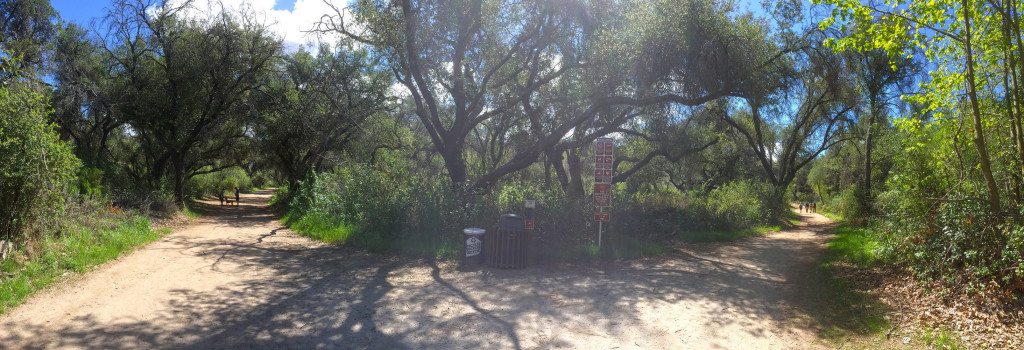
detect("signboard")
[593,184,611,207]
[525,220,534,230]
[594,138,614,184]
[594,137,614,248]
[525,200,536,208]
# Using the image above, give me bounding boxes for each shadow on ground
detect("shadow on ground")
[7,192,851,349]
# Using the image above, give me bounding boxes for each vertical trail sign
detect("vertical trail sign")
[594,137,614,248]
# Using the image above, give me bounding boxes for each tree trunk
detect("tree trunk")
[547,149,570,191]
[566,148,585,199]
[441,148,467,186]
[963,0,1003,213]
[172,153,187,209]
[1006,0,1024,202]
[1004,57,1023,203]
[863,95,877,210]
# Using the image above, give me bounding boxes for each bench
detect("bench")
[219,194,237,206]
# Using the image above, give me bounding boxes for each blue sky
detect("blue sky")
[51,0,322,50]
[49,0,803,51]
[51,1,110,27]
[53,1,298,26]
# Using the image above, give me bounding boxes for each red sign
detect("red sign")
[596,139,614,155]
[595,138,614,184]
[525,220,534,230]
[594,212,610,222]
[594,184,611,207]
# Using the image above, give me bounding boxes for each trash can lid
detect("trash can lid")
[499,214,525,230]
[463,228,486,234]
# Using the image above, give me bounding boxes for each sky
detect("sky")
[48,0,808,52]
[51,0,343,51]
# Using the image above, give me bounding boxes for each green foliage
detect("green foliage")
[872,121,1024,290]
[77,167,104,197]
[623,180,774,237]
[0,83,80,242]
[826,225,881,267]
[276,159,778,258]
[100,5,282,207]
[824,185,864,221]
[185,167,252,199]
[275,163,447,253]
[249,170,277,189]
[707,180,774,228]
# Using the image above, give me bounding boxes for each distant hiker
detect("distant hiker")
[234,186,240,206]
[218,192,225,206]
[798,203,803,213]
[813,202,817,213]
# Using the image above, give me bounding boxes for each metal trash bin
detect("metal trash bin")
[463,228,485,264]
[485,214,530,268]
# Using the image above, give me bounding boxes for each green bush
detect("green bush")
[277,162,779,259]
[250,170,277,189]
[825,185,864,221]
[0,84,80,243]
[77,167,104,197]
[706,180,773,229]
[873,120,1024,291]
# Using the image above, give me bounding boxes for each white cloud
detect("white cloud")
[164,0,350,51]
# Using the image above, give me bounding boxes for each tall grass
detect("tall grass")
[0,216,164,314]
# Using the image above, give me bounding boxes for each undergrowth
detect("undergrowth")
[271,162,785,262]
[0,215,165,314]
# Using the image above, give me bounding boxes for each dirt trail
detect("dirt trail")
[0,191,837,349]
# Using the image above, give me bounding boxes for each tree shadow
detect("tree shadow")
[1,192,852,349]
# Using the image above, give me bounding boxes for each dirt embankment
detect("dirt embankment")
[0,191,838,349]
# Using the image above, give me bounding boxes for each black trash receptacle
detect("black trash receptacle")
[485,214,530,268]
[463,228,485,265]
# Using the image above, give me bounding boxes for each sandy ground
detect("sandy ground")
[0,191,837,349]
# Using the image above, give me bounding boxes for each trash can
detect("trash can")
[463,228,485,265]
[485,214,530,268]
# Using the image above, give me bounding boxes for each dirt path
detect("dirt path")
[0,192,837,349]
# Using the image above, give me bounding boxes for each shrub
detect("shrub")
[874,120,1024,292]
[825,185,864,221]
[279,162,780,259]
[706,180,773,229]
[0,85,80,243]
[77,167,104,197]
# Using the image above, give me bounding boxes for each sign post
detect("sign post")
[594,138,614,249]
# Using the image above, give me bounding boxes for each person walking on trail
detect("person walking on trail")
[798,203,803,213]
[234,186,240,206]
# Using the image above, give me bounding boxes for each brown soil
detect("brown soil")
[0,191,838,349]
